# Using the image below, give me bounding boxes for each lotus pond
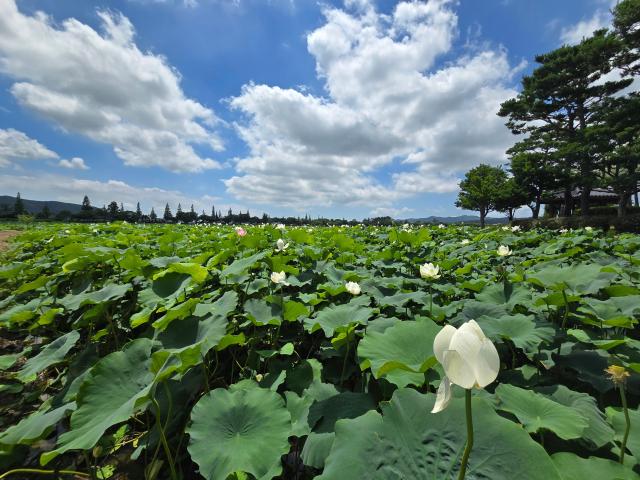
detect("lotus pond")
[0,223,639,479]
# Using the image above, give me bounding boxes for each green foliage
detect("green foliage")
[319,389,561,480]
[187,384,291,480]
[455,164,507,226]
[0,223,639,479]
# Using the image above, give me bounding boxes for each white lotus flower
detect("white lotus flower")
[461,239,470,245]
[431,320,500,413]
[559,228,568,233]
[276,223,285,229]
[511,225,520,232]
[275,238,289,252]
[502,226,510,231]
[420,262,441,279]
[497,245,512,257]
[345,281,361,295]
[270,271,288,285]
[438,224,446,229]
[585,226,593,232]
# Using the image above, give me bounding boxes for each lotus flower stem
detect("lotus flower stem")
[429,283,433,317]
[153,397,178,480]
[561,289,569,329]
[340,339,351,385]
[0,468,89,479]
[619,384,630,464]
[458,389,474,480]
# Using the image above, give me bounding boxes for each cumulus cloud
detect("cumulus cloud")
[0,173,242,214]
[0,1,223,173]
[226,0,521,211]
[560,8,611,45]
[0,128,59,166]
[369,206,413,218]
[58,157,89,170]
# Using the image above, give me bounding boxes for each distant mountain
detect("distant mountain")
[0,195,82,215]
[402,215,508,224]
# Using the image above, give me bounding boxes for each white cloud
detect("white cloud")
[0,173,241,214]
[0,1,223,173]
[58,157,89,170]
[369,206,413,218]
[559,2,613,45]
[226,0,521,211]
[0,128,59,166]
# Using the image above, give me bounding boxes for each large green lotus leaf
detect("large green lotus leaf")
[606,406,640,461]
[285,391,314,437]
[57,283,132,312]
[495,384,589,440]
[153,262,208,283]
[536,385,614,449]
[14,275,50,295]
[0,353,20,370]
[476,314,555,356]
[578,297,639,328]
[357,318,441,387]
[283,300,309,322]
[0,403,75,446]
[475,282,532,308]
[41,338,155,465]
[138,272,191,309]
[17,330,80,383]
[318,388,561,480]
[307,392,376,433]
[244,298,282,326]
[153,292,236,377]
[527,264,615,293]
[152,298,200,331]
[187,386,291,480]
[301,432,334,469]
[551,452,637,480]
[304,297,374,337]
[606,296,640,317]
[567,329,628,350]
[459,300,510,321]
[220,251,268,279]
[373,291,428,308]
[0,262,24,279]
[0,298,48,325]
[554,349,613,392]
[193,290,239,321]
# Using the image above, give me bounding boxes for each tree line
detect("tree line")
[457,0,640,226]
[3,193,363,226]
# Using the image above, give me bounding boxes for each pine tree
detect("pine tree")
[499,30,631,216]
[163,203,173,221]
[81,195,92,211]
[120,202,124,213]
[136,202,142,217]
[107,201,119,216]
[14,192,24,215]
[150,207,157,221]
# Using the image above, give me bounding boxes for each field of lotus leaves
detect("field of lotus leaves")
[0,222,639,479]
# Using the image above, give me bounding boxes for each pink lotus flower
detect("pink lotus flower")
[235,227,247,237]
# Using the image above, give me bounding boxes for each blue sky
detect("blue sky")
[0,0,618,219]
